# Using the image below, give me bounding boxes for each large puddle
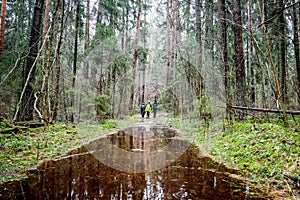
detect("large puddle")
[0,125,281,199]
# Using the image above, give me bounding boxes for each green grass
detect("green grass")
[0,125,77,182]
[196,120,300,194]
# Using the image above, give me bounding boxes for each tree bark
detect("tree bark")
[233,0,246,108]
[40,0,51,125]
[166,0,171,86]
[0,0,7,52]
[84,0,90,79]
[220,0,231,120]
[248,0,255,105]
[129,0,142,113]
[19,0,45,121]
[195,0,206,118]
[50,0,65,123]
[42,0,60,125]
[71,2,80,123]
[292,1,300,108]
[279,0,287,105]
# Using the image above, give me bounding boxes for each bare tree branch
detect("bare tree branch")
[258,2,300,28]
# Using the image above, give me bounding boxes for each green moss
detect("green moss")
[0,124,80,183]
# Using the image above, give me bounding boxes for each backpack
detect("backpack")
[141,103,146,110]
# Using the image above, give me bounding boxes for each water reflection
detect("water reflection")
[85,126,191,173]
[0,126,277,200]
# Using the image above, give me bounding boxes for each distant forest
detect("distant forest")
[0,0,299,126]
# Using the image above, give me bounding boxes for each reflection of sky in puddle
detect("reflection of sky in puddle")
[84,126,191,173]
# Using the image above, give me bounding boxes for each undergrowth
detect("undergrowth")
[0,119,122,184]
[196,119,300,196]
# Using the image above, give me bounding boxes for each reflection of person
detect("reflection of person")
[140,103,146,118]
[153,96,158,118]
[145,101,152,118]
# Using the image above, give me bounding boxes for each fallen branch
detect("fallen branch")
[0,127,28,134]
[229,105,300,115]
[14,121,44,128]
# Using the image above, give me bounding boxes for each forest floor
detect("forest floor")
[0,113,299,198]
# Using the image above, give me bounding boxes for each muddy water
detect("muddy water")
[0,125,278,199]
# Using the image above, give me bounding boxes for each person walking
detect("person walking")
[153,97,158,118]
[145,101,152,119]
[140,102,146,119]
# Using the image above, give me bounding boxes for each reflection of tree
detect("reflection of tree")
[0,127,276,199]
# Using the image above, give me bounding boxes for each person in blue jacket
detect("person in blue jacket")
[140,102,146,118]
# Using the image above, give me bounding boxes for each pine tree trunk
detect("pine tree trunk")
[195,0,205,118]
[279,0,287,105]
[142,9,147,103]
[71,2,80,123]
[42,0,60,125]
[171,0,177,81]
[292,1,300,108]
[166,0,171,86]
[84,0,90,79]
[0,0,7,52]
[19,0,45,121]
[248,0,255,105]
[233,0,246,108]
[50,0,65,123]
[129,0,142,113]
[220,0,231,120]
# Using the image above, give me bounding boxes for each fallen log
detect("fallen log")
[0,126,29,134]
[14,121,44,128]
[229,105,300,115]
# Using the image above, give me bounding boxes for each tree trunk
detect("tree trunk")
[0,0,7,52]
[142,8,147,103]
[42,0,60,125]
[166,0,171,86]
[279,0,287,105]
[84,0,90,79]
[233,0,246,108]
[292,1,300,108]
[129,0,142,113]
[248,0,255,105]
[71,2,80,123]
[50,0,65,123]
[40,0,51,125]
[171,0,177,81]
[195,0,206,118]
[41,0,50,59]
[19,0,45,121]
[220,0,231,120]
[185,0,191,34]
[257,0,289,126]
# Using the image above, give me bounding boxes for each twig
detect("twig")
[20,182,26,200]
[258,2,300,28]
[34,92,44,123]
[284,179,296,200]
[0,54,26,87]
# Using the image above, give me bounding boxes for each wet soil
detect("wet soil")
[0,123,284,199]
